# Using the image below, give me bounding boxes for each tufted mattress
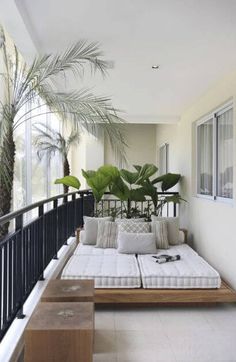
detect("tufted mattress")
[138,244,221,289]
[61,254,141,288]
[74,243,119,256]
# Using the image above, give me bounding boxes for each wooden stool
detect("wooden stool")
[24,302,94,362]
[41,279,94,303]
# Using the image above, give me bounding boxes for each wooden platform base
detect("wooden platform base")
[94,282,236,305]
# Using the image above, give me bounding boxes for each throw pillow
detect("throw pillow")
[151,216,179,245]
[83,216,112,245]
[151,220,169,249]
[118,221,150,233]
[117,232,157,254]
[95,221,118,248]
[115,218,146,223]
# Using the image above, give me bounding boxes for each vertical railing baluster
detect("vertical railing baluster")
[15,214,25,319]
[8,240,12,320]
[38,205,45,280]
[0,246,2,334]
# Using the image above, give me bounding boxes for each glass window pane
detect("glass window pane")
[197,119,213,195]
[217,108,233,199]
[13,107,27,210]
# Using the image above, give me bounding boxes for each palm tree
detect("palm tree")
[34,123,80,194]
[0,26,127,239]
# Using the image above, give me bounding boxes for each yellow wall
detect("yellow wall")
[156,69,236,288]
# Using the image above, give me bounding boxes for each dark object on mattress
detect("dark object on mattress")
[152,255,181,264]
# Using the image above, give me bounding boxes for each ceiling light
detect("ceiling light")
[152,65,159,69]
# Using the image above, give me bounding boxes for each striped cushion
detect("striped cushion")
[95,221,118,248]
[151,220,169,249]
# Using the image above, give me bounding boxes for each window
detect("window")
[13,98,63,215]
[196,103,233,200]
[159,143,169,175]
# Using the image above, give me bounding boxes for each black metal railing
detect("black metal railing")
[0,189,179,342]
[0,190,94,341]
[95,191,179,219]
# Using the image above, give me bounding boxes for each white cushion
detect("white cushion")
[115,218,146,223]
[118,221,150,233]
[178,230,185,243]
[83,216,112,245]
[95,221,118,248]
[151,216,179,245]
[151,220,169,249]
[117,232,157,254]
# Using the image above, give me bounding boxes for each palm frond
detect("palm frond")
[33,86,127,163]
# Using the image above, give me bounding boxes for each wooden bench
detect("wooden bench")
[24,301,94,362]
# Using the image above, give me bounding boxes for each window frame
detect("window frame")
[159,143,169,175]
[196,101,233,203]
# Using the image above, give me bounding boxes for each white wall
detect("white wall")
[105,124,157,170]
[70,130,104,189]
[156,69,236,289]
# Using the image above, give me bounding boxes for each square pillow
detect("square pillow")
[151,216,179,245]
[95,221,118,248]
[83,216,112,245]
[118,221,150,233]
[115,218,146,223]
[117,232,157,254]
[151,220,169,249]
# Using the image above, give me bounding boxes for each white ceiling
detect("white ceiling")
[10,0,236,122]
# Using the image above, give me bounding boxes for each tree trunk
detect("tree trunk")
[0,126,16,240]
[63,157,70,194]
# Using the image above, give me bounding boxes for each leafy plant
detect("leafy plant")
[34,123,80,193]
[82,165,118,203]
[55,175,81,190]
[0,26,127,239]
[109,163,157,217]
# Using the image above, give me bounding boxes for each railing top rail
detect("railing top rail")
[103,191,179,196]
[0,189,179,226]
[0,189,92,226]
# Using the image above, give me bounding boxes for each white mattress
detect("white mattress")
[61,254,141,288]
[138,244,221,289]
[74,243,118,256]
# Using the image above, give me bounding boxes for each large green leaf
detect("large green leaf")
[130,188,146,202]
[141,180,158,208]
[98,164,120,182]
[156,194,186,213]
[82,170,111,202]
[120,169,139,185]
[55,175,81,190]
[136,163,158,184]
[133,165,142,172]
[152,173,181,191]
[110,176,130,201]
[82,169,96,179]
[163,194,186,204]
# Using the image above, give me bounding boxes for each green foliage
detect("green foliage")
[109,176,130,201]
[82,168,111,202]
[136,163,158,184]
[55,175,81,190]
[120,169,139,185]
[98,164,120,182]
[0,25,128,224]
[63,163,183,219]
[152,173,181,191]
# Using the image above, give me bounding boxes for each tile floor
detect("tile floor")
[94,304,236,362]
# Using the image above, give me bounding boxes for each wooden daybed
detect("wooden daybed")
[57,229,236,306]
